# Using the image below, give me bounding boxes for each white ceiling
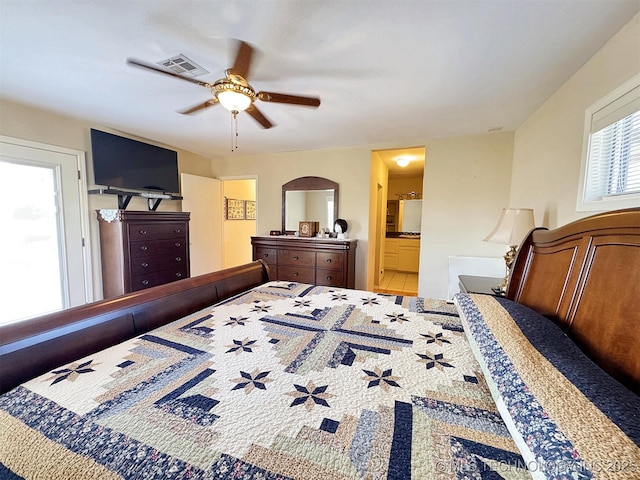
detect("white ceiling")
[1,1,638,160]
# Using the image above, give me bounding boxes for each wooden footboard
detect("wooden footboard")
[0,260,270,394]
[507,208,640,393]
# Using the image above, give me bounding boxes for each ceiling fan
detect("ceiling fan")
[127,40,321,129]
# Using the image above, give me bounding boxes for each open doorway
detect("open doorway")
[221,177,257,268]
[180,175,256,275]
[373,147,425,296]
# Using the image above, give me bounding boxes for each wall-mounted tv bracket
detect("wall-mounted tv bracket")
[88,188,183,211]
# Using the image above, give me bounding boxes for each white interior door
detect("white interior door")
[181,173,223,276]
[0,136,91,323]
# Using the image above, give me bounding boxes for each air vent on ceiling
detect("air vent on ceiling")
[158,55,208,77]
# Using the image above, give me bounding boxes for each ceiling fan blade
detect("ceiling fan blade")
[246,104,274,129]
[257,91,320,107]
[179,98,219,115]
[229,40,254,80]
[126,58,214,88]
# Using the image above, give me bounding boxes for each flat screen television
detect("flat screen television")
[90,129,180,194]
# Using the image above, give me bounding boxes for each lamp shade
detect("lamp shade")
[484,208,535,246]
[217,90,252,113]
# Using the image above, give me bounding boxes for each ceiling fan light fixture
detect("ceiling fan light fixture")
[213,80,255,113]
[217,90,252,113]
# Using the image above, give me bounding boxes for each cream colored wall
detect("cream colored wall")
[222,179,256,268]
[211,147,372,289]
[420,132,515,299]
[0,98,212,299]
[511,12,640,228]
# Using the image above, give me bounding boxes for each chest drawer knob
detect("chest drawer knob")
[140,245,148,251]
[293,272,299,277]
[176,272,183,278]
[175,257,182,262]
[326,275,332,280]
[175,242,182,247]
[293,256,299,261]
[263,253,269,258]
[141,279,149,285]
[141,262,149,268]
[174,228,182,233]
[139,229,147,235]
[326,258,332,263]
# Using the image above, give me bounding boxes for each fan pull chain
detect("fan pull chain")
[230,111,240,152]
[234,112,239,150]
[230,112,234,152]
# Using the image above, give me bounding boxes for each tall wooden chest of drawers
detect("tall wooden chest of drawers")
[251,236,357,288]
[97,210,190,298]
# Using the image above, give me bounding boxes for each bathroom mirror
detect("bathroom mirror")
[399,199,422,233]
[282,176,339,234]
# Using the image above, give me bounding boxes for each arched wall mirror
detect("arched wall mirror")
[282,176,339,234]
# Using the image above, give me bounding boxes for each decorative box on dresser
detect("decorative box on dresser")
[251,236,357,288]
[97,210,190,298]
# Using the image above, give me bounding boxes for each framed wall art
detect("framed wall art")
[225,198,245,220]
[245,200,256,220]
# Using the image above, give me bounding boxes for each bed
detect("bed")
[1,208,638,479]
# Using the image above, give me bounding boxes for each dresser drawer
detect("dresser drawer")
[315,268,343,287]
[128,222,188,241]
[315,251,343,287]
[130,238,187,258]
[254,247,277,266]
[278,265,316,284]
[317,251,343,269]
[278,249,315,267]
[130,267,188,292]
[129,253,187,276]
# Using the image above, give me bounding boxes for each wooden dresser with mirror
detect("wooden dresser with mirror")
[252,175,357,288]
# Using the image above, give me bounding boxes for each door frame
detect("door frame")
[1,134,93,305]
[219,175,258,268]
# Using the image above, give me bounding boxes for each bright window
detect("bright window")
[0,136,92,325]
[1,160,64,323]
[578,74,640,211]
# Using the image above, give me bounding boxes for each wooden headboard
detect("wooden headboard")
[506,207,640,394]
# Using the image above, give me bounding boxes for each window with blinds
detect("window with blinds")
[578,75,640,211]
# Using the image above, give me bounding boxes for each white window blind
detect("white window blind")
[579,76,640,210]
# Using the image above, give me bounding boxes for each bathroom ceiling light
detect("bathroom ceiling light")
[396,157,410,167]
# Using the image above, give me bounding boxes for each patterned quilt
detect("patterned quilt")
[0,282,529,479]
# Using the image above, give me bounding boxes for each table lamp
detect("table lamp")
[484,208,535,294]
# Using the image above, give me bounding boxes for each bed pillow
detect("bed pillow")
[454,293,640,480]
